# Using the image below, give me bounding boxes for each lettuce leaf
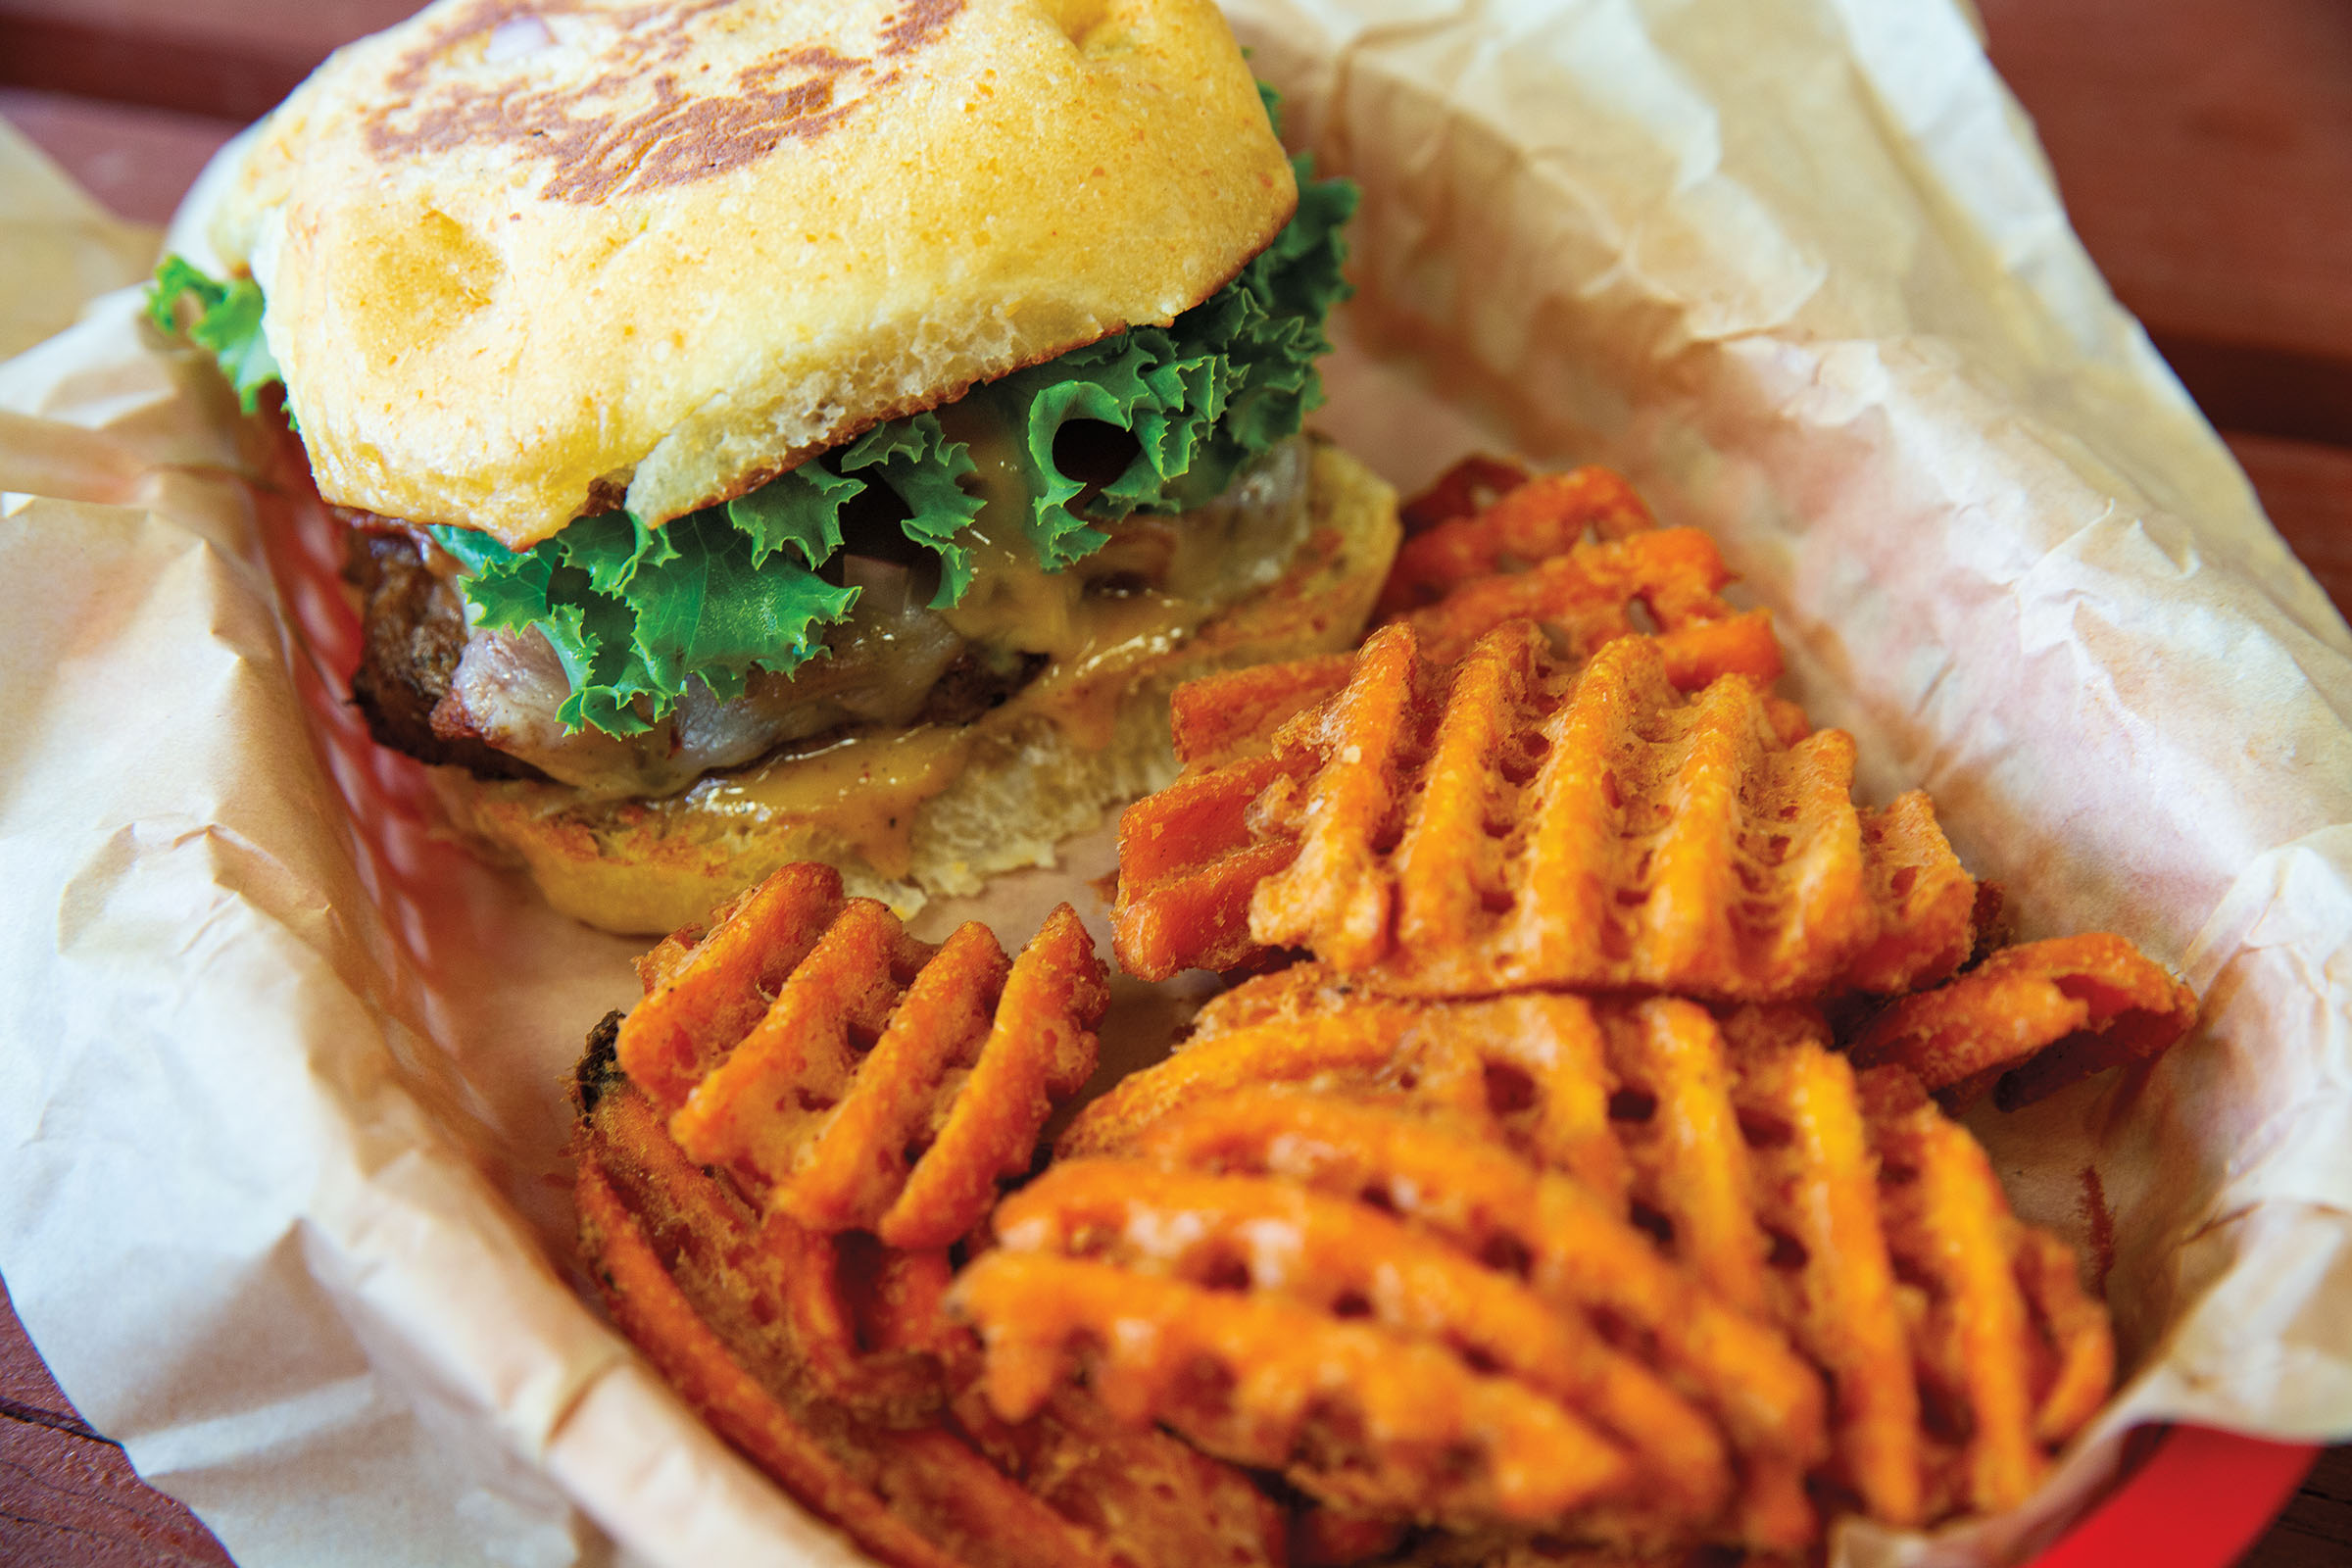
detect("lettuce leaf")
[430,510,860,735]
[978,153,1355,562]
[149,91,1356,739]
[147,255,284,416]
[835,415,986,606]
[425,409,985,732]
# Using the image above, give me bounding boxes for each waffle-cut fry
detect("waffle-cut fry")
[1113,754,1309,980]
[1657,613,1789,702]
[1119,487,1804,989]
[576,1161,1008,1568]
[1249,621,1428,974]
[1602,1002,1772,1318]
[1397,529,1782,689]
[1141,1091,1830,1549]
[1399,455,1534,534]
[1856,1069,2115,1515]
[1712,1020,1921,1526]
[1061,973,1626,1202]
[1111,837,1300,983]
[1059,980,1833,1537]
[580,1066,960,1426]
[632,864,1105,1245]
[768,1218,972,1418]
[667,896,930,1187]
[952,1251,1636,1526]
[1380,466,1658,614]
[2015,1228,2118,1445]
[575,1049,1283,1568]
[1235,625,1970,1001]
[1054,970,2114,1535]
[1842,793,1981,995]
[783,920,1009,1235]
[1171,655,1355,767]
[1290,1506,1407,1567]
[952,1385,1292,1568]
[995,1158,1734,1522]
[576,1071,957,1458]
[881,906,1106,1248]
[618,862,850,1110]
[1848,934,2199,1110]
[1383,463,1795,722]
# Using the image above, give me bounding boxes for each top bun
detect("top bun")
[214,0,1297,549]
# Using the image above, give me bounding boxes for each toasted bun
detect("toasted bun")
[434,441,1398,934]
[214,0,1297,549]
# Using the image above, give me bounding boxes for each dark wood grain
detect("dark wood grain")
[2156,338,2352,455]
[0,87,238,227]
[0,1275,231,1567]
[1980,0,2352,439]
[2243,1446,2352,1568]
[0,1,421,122]
[2226,434,2352,615]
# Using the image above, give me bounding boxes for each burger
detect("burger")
[152,0,1400,933]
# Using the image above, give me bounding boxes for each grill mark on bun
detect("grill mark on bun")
[880,0,963,56]
[364,0,966,204]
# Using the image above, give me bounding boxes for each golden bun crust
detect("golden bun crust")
[435,441,1399,934]
[214,0,1297,548]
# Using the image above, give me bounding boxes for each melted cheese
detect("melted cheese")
[660,416,1313,875]
[684,725,976,879]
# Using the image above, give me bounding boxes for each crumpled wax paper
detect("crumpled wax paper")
[2,2,2348,1565]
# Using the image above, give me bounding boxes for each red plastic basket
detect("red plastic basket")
[2029,1427,2317,1567]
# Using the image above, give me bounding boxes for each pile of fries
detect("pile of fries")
[572,462,2200,1566]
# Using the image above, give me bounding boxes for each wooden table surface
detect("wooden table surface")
[2,1,2348,1563]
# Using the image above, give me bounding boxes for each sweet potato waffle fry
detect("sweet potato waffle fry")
[1844,793,1983,995]
[976,1157,1741,1525]
[1378,461,1775,683]
[1856,1070,2117,1517]
[1061,972,1617,1182]
[1118,458,1812,987]
[948,1380,1292,1568]
[573,1023,1286,1568]
[956,1229,1652,1544]
[1169,655,1357,768]
[1397,528,1783,679]
[1379,465,1660,614]
[1396,455,1537,534]
[1849,933,2199,1108]
[618,863,1107,1248]
[1248,625,1955,999]
[1043,967,2112,1540]
[1114,752,1312,978]
[1123,623,1972,999]
[954,1250,1639,1529]
[1134,1091,1831,1549]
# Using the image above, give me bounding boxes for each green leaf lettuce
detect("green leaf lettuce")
[149,99,1355,740]
[147,255,283,416]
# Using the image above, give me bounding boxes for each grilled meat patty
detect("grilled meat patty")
[345,525,1044,792]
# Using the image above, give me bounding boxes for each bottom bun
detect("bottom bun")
[435,440,1400,935]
